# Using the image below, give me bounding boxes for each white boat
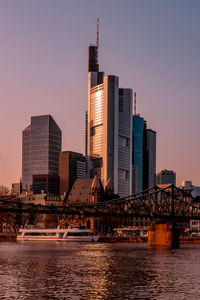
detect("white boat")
[17,227,99,242]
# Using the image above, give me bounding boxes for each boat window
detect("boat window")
[59,233,64,238]
[24,232,56,236]
[67,232,88,236]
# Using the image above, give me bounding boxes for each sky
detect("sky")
[0,0,199,189]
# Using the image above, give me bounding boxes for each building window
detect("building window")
[119,136,129,148]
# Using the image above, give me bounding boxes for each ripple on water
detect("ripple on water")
[0,242,200,299]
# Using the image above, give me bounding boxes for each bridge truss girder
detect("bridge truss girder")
[0,185,200,221]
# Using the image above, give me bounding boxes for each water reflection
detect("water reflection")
[0,242,200,299]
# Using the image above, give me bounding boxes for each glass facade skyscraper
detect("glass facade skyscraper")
[145,129,156,189]
[22,115,62,189]
[87,45,132,197]
[132,115,156,193]
[132,115,144,193]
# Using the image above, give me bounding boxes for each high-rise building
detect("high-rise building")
[143,129,156,190]
[156,169,176,185]
[85,111,88,158]
[132,115,145,193]
[87,44,132,197]
[132,114,156,193]
[22,115,62,189]
[59,151,87,195]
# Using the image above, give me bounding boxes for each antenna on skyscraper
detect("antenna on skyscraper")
[96,18,99,63]
[134,92,136,115]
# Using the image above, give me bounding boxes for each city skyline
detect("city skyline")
[0,1,199,188]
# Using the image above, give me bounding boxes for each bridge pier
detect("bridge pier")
[148,222,180,249]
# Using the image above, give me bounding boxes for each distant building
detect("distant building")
[65,178,95,206]
[87,44,132,197]
[132,115,145,193]
[22,115,62,190]
[23,193,61,228]
[11,182,21,195]
[85,111,88,158]
[64,175,121,233]
[180,181,200,233]
[132,114,156,193]
[156,169,176,185]
[32,174,60,195]
[181,181,200,198]
[22,192,61,206]
[59,151,87,195]
[143,129,156,190]
[11,181,27,195]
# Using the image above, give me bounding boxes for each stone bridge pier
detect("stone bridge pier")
[148,222,180,248]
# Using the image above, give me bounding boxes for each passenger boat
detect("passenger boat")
[17,227,99,242]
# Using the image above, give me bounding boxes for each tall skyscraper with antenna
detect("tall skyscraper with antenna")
[87,20,133,196]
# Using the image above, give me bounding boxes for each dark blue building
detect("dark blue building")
[132,115,145,193]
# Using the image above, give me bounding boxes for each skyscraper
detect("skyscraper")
[22,115,62,189]
[143,129,156,189]
[132,114,156,193]
[87,44,132,197]
[132,114,145,193]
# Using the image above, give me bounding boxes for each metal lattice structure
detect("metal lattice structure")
[0,185,200,221]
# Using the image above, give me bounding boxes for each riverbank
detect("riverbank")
[1,233,200,244]
[0,233,16,241]
[180,237,200,244]
[99,236,146,242]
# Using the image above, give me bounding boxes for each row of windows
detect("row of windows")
[91,84,103,94]
[191,221,200,225]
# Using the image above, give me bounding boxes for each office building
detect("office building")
[85,111,88,158]
[143,129,156,190]
[32,174,60,195]
[87,43,132,197]
[11,183,22,195]
[59,151,87,195]
[22,115,62,190]
[132,113,156,193]
[181,181,200,198]
[11,180,27,195]
[156,169,176,185]
[132,115,145,193]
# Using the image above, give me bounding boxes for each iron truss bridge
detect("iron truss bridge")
[0,185,200,221]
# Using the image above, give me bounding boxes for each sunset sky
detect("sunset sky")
[0,0,199,189]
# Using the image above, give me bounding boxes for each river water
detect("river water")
[0,242,199,299]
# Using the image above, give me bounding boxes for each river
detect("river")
[0,242,199,299]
